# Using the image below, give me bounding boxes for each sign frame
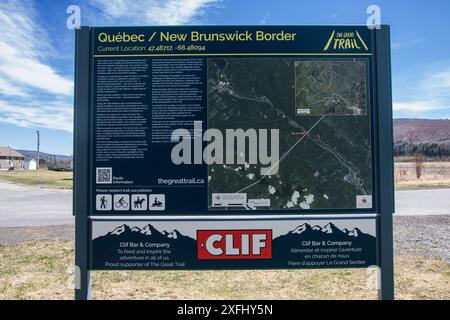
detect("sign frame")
[74,25,394,300]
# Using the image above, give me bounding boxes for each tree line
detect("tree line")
[394,141,450,159]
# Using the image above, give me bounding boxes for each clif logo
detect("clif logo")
[324,30,368,51]
[197,230,272,260]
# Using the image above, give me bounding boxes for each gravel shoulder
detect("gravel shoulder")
[0,225,74,244]
[0,217,448,300]
[394,215,450,262]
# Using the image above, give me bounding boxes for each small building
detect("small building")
[0,147,25,170]
[24,158,37,170]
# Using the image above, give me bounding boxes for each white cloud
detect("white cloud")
[391,42,402,50]
[0,99,73,132]
[260,13,270,25]
[394,66,450,115]
[390,33,424,51]
[0,77,28,97]
[0,0,73,96]
[0,0,73,133]
[393,101,448,113]
[424,71,450,92]
[92,0,218,25]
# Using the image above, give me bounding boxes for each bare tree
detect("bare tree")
[414,152,425,179]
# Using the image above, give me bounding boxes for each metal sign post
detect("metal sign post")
[74,25,394,300]
[74,27,91,300]
[375,26,395,300]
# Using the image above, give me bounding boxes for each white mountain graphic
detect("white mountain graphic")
[321,223,334,234]
[140,225,152,235]
[110,224,128,235]
[347,228,360,237]
[109,224,183,239]
[167,231,178,239]
[286,223,369,238]
[291,223,309,234]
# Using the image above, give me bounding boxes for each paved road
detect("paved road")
[395,188,450,216]
[0,181,448,227]
[0,181,73,228]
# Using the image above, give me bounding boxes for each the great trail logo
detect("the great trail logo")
[323,30,368,51]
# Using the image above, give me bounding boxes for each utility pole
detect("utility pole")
[36,130,40,170]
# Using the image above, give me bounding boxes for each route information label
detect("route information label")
[90,26,376,215]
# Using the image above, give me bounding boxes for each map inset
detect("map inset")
[207,58,372,210]
[295,60,367,116]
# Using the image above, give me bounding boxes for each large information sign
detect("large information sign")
[74,25,394,299]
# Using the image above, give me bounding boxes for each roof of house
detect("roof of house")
[0,147,25,158]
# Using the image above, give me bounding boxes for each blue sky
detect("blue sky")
[0,0,449,155]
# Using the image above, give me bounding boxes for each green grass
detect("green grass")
[395,161,450,190]
[1,165,448,192]
[395,180,450,190]
[0,239,449,300]
[0,170,72,189]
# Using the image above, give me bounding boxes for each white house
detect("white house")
[24,158,37,170]
[0,147,24,170]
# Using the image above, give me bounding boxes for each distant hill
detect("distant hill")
[15,120,450,159]
[394,119,450,145]
[17,150,72,161]
[393,119,450,158]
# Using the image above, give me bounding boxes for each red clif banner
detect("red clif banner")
[197,230,272,260]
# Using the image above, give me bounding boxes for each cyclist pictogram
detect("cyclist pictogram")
[113,194,130,211]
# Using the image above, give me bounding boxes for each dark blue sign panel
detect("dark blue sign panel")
[90,26,378,216]
[76,26,393,298]
[91,217,377,270]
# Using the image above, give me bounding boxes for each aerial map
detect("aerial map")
[295,60,367,116]
[207,58,372,210]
